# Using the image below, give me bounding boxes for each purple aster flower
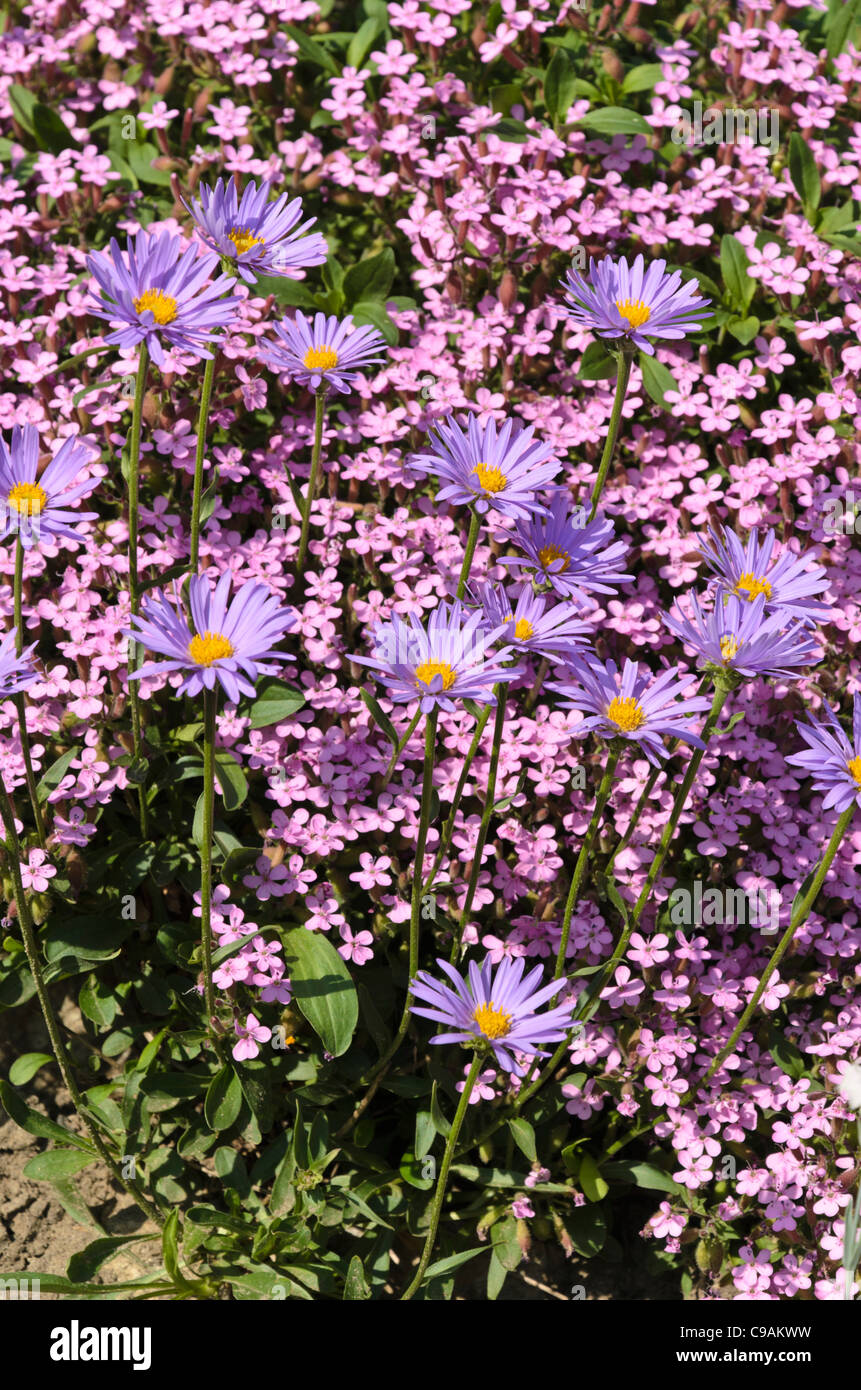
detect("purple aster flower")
[261,310,387,395]
[351,599,524,714]
[471,581,592,664]
[0,628,38,698]
[409,413,561,520]
[499,491,632,602]
[699,525,830,626]
[86,230,241,368]
[409,954,576,1076]
[185,178,327,284]
[561,253,712,356]
[0,426,98,550]
[663,591,818,680]
[548,657,711,765]
[786,694,861,816]
[125,571,296,703]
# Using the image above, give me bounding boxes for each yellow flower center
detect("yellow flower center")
[415,660,456,691]
[606,695,645,733]
[720,634,741,663]
[8,481,47,517]
[133,288,178,325]
[472,462,508,494]
[848,756,861,789]
[228,226,264,256]
[473,1001,512,1040]
[615,297,652,330]
[514,618,534,640]
[733,572,772,602]
[537,543,570,573]
[303,346,339,371]
[187,631,235,666]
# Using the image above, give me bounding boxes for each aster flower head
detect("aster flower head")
[185,178,328,284]
[700,525,829,626]
[471,582,592,665]
[785,693,861,816]
[262,311,387,394]
[409,954,577,1076]
[561,253,712,356]
[0,628,38,699]
[0,426,98,550]
[499,491,632,602]
[663,591,819,681]
[351,599,524,714]
[125,571,296,703]
[86,230,241,368]
[549,657,711,765]
[409,413,562,520]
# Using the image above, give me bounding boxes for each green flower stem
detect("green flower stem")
[552,743,621,982]
[13,536,45,848]
[126,345,149,840]
[513,680,733,1118]
[295,389,327,580]
[354,708,439,1088]
[424,703,493,893]
[703,803,856,1087]
[401,1050,483,1300]
[382,707,422,786]
[588,348,633,522]
[200,686,223,1060]
[189,351,216,573]
[455,509,480,600]
[0,778,163,1227]
[451,684,507,962]
[524,656,550,715]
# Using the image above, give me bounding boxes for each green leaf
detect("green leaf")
[726,315,760,345]
[826,0,861,58]
[565,1204,607,1257]
[414,1110,435,1162]
[347,15,384,67]
[235,1062,274,1135]
[639,354,677,407]
[577,340,617,380]
[720,233,755,313]
[43,916,134,967]
[788,131,821,222]
[32,103,76,155]
[8,1052,53,1086]
[139,1071,206,1111]
[283,23,340,74]
[0,1080,96,1152]
[8,84,37,134]
[544,47,579,126]
[491,1215,522,1271]
[573,106,651,137]
[491,117,530,143]
[161,1210,183,1287]
[79,974,118,1028]
[425,1247,486,1279]
[214,750,248,811]
[507,1117,537,1163]
[578,1152,609,1202]
[343,1254,372,1300]
[24,1148,98,1181]
[350,299,399,346]
[125,141,172,186]
[430,1080,452,1137]
[487,1247,507,1300]
[603,874,629,927]
[248,678,306,729]
[621,63,663,95]
[770,1028,807,1081]
[204,1065,244,1131]
[601,1160,683,1195]
[281,926,358,1057]
[791,867,818,921]
[359,687,399,748]
[36,747,77,797]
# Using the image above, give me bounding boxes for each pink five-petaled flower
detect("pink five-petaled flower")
[232,1013,271,1061]
[20,848,56,892]
[338,925,374,965]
